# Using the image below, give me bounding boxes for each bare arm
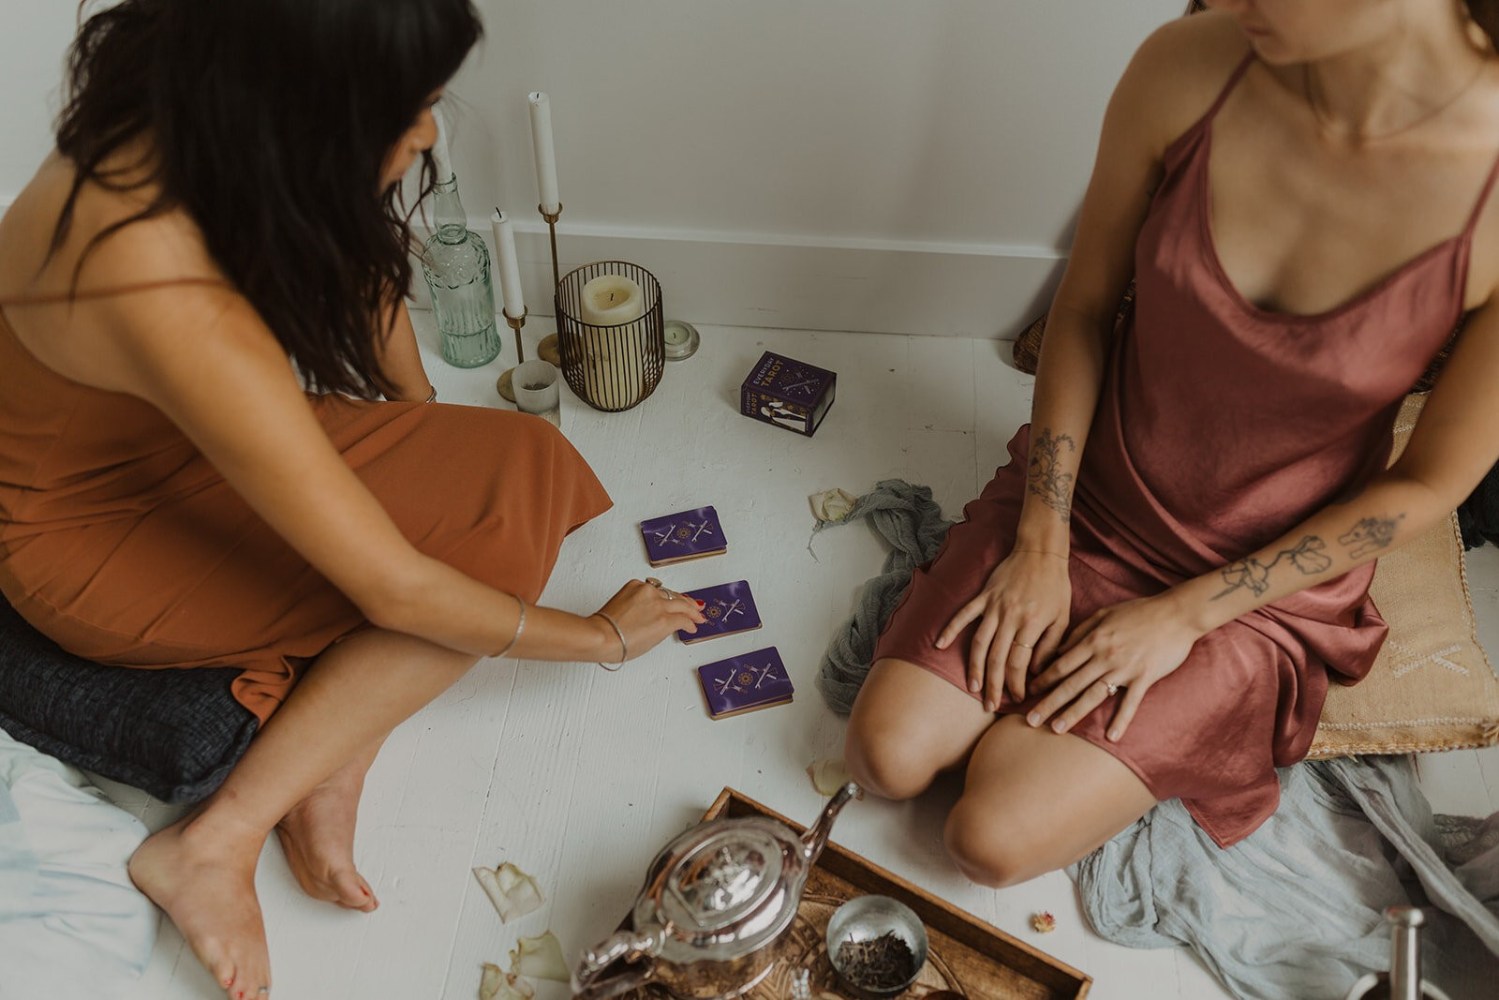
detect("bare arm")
[1174,307,1499,633]
[86,284,700,662]
[1029,302,1499,739]
[937,17,1251,707]
[376,298,435,402]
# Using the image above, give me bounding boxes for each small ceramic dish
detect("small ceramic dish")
[825,894,929,997]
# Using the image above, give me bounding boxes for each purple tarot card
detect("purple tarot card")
[677,580,762,644]
[639,506,727,566]
[697,647,794,719]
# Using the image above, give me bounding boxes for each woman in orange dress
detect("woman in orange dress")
[847,0,1499,884]
[0,2,706,996]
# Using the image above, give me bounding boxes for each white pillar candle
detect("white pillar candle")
[431,106,454,183]
[528,92,561,214]
[578,275,646,408]
[579,275,644,327]
[490,210,525,320]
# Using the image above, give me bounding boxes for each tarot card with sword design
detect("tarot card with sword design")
[677,580,762,644]
[696,647,794,719]
[639,505,727,566]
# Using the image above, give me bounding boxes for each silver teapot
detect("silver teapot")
[572,783,860,1000]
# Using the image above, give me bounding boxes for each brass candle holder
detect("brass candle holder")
[536,202,564,367]
[494,307,529,403]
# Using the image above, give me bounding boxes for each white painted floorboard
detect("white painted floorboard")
[111,318,1499,1000]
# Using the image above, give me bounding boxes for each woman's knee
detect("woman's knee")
[942,798,1052,889]
[843,719,940,802]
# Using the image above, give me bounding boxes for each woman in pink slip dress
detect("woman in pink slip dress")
[847,1,1499,882]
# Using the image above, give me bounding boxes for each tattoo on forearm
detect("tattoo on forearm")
[1338,514,1404,559]
[1212,535,1333,600]
[1027,429,1077,521]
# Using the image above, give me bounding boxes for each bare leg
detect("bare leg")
[274,735,384,911]
[943,715,1156,887]
[127,629,479,1000]
[844,658,996,800]
[845,658,1156,887]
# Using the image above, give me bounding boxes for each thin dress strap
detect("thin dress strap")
[1461,145,1499,238]
[0,277,230,310]
[1202,51,1258,125]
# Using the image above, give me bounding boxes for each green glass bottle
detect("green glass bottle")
[421,174,501,368]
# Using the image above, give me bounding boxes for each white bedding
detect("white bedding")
[0,726,156,1000]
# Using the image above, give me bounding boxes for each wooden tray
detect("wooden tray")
[613,787,1091,1000]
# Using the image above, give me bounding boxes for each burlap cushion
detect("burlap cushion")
[1307,393,1499,758]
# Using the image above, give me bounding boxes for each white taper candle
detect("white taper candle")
[528,92,561,214]
[490,209,525,320]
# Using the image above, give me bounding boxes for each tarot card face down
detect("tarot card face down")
[639,506,727,566]
[697,647,794,719]
[677,580,761,644]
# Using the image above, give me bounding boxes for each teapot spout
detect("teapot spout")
[800,782,860,863]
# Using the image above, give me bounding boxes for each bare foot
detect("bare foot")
[128,816,272,1000]
[274,769,378,912]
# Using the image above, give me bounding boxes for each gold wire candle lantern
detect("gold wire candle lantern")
[555,261,665,412]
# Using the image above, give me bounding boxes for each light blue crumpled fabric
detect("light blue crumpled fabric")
[816,480,1499,1000]
[1069,756,1499,1000]
[0,725,157,999]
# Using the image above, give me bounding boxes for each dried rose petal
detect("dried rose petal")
[810,488,857,524]
[1030,911,1057,933]
[479,963,535,1000]
[473,862,545,923]
[807,758,854,797]
[509,931,570,984]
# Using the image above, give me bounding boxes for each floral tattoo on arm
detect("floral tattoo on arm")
[1338,514,1403,559]
[1027,429,1077,522]
[1212,535,1332,600]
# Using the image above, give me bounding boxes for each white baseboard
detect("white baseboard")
[421,216,1065,339]
[2,193,1064,337]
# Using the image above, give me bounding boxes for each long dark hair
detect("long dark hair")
[51,0,483,398]
[1468,1,1499,49]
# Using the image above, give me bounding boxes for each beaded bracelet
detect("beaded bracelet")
[495,595,526,658]
[594,612,627,672]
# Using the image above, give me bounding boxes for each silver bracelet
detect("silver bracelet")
[495,595,526,658]
[424,385,438,403]
[594,612,627,671]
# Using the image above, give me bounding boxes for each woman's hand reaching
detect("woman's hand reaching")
[592,578,707,665]
[1027,595,1203,741]
[935,549,1072,712]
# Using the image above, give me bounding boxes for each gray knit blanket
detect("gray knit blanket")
[816,480,1499,1000]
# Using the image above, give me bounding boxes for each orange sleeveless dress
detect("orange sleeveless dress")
[875,56,1480,847]
[0,288,610,725]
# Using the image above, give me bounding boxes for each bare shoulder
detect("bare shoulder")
[0,155,271,390]
[1462,65,1499,310]
[1114,10,1254,157]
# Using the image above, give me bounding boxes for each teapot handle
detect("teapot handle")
[571,927,666,1000]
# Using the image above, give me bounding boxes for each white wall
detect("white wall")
[0,0,1185,336]
[0,1,75,197]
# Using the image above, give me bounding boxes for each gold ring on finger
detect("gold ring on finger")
[1013,641,1033,649]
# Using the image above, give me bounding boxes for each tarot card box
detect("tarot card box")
[696,647,794,719]
[739,351,837,437]
[638,506,726,567]
[677,580,761,644]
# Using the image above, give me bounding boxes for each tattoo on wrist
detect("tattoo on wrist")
[1212,535,1332,600]
[1027,429,1077,522]
[1338,514,1403,559]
